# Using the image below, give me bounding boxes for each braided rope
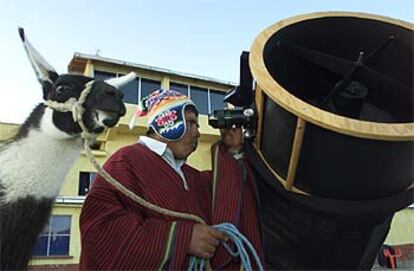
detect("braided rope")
[43,98,76,113]
[82,138,206,224]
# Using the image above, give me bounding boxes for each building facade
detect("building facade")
[0,53,412,269]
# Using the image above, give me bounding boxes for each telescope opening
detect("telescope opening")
[263,16,413,123]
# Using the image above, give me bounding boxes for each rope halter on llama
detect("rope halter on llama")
[44,71,136,139]
[43,80,96,139]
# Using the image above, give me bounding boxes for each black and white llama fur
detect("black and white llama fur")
[0,28,135,270]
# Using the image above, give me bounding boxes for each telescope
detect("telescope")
[218,12,414,270]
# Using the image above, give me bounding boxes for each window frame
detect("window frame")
[189,85,209,114]
[170,81,227,114]
[140,78,162,100]
[32,215,71,257]
[94,70,229,110]
[78,171,97,196]
[209,88,227,112]
[94,70,164,104]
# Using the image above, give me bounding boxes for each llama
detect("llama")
[0,28,135,270]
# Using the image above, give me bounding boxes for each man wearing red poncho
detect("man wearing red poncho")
[79,89,264,269]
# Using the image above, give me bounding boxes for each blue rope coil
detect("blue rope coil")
[188,223,264,271]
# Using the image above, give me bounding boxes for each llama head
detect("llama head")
[19,28,135,136]
[47,74,128,134]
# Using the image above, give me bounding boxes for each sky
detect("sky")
[0,0,413,124]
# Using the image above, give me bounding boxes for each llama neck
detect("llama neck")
[0,108,83,203]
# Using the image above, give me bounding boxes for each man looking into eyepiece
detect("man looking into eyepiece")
[79,89,263,269]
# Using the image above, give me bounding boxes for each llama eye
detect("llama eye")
[56,85,70,93]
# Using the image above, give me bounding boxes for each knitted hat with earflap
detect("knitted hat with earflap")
[129,89,198,141]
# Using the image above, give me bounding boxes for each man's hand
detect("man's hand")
[220,127,243,153]
[188,224,227,259]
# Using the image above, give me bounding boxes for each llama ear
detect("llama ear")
[104,72,137,88]
[41,82,54,100]
[18,27,59,91]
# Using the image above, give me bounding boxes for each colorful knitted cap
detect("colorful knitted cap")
[129,89,197,141]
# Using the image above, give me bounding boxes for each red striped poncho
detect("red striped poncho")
[79,143,263,270]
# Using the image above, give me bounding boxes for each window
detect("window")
[119,78,139,104]
[32,215,71,257]
[210,89,226,111]
[93,70,228,110]
[95,71,140,104]
[141,78,161,99]
[170,82,189,96]
[94,71,161,104]
[190,86,209,115]
[89,140,105,151]
[78,171,97,196]
[94,70,116,80]
[169,82,228,115]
